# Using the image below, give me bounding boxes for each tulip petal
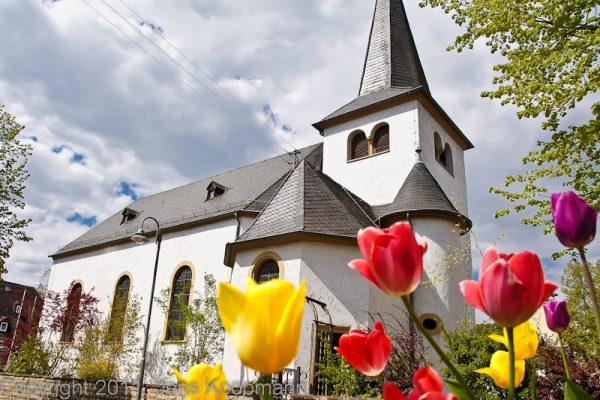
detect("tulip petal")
[365,327,391,375]
[336,332,374,375]
[507,251,544,313]
[383,382,407,400]
[357,227,382,262]
[371,234,422,296]
[172,368,186,384]
[480,247,500,277]
[459,280,486,313]
[536,282,559,310]
[488,333,507,348]
[349,259,381,288]
[217,282,246,332]
[412,367,444,394]
[273,280,306,374]
[479,260,528,327]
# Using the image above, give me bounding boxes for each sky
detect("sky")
[1,0,597,290]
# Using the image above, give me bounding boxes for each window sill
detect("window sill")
[161,339,187,345]
[347,149,390,163]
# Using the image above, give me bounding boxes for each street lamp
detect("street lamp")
[131,217,162,400]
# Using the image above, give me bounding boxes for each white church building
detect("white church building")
[47,0,474,392]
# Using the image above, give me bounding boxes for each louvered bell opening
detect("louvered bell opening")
[350,133,368,160]
[373,126,390,153]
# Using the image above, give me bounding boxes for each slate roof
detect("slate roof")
[236,159,376,242]
[312,0,473,150]
[359,0,429,97]
[377,161,471,230]
[51,144,322,258]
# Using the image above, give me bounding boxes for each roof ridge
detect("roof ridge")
[236,161,301,240]
[127,143,320,207]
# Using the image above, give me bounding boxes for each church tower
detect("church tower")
[314,0,475,332]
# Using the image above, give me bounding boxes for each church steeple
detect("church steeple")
[358,0,429,97]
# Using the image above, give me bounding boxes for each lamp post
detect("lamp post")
[131,217,162,400]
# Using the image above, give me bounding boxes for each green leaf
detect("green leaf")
[528,362,538,400]
[444,379,471,400]
[564,380,592,400]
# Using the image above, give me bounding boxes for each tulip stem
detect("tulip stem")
[558,334,571,381]
[578,247,600,340]
[507,327,516,400]
[400,296,477,400]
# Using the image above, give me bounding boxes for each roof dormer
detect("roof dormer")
[120,207,139,224]
[206,181,226,201]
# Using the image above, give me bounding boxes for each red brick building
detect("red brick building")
[0,281,44,369]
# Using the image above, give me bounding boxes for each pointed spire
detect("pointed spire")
[359,0,429,97]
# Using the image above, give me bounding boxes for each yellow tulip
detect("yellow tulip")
[488,321,538,360]
[476,351,525,389]
[172,364,228,400]
[217,278,306,375]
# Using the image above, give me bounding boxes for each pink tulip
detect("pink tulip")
[335,321,391,376]
[349,222,427,297]
[383,368,458,400]
[460,247,558,327]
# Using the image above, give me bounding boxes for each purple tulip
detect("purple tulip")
[543,300,571,334]
[551,191,597,249]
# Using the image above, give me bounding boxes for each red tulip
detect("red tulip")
[383,368,458,400]
[349,222,427,297]
[460,247,558,327]
[335,321,391,376]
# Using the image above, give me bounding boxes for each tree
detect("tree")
[0,104,32,276]
[561,259,600,359]
[420,0,599,235]
[74,296,142,381]
[156,273,224,372]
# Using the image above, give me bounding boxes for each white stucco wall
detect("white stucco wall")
[411,217,473,335]
[417,103,469,216]
[322,101,420,205]
[46,218,238,382]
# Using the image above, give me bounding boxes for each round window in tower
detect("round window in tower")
[418,313,442,335]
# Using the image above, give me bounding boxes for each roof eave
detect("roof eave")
[312,88,474,151]
[377,209,473,235]
[224,231,358,267]
[50,210,260,260]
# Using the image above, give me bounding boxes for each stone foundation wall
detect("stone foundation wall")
[0,376,370,400]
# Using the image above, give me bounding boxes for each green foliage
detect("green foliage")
[314,335,380,398]
[420,0,599,238]
[5,333,50,376]
[156,273,224,371]
[74,296,143,381]
[442,322,533,399]
[561,259,600,359]
[0,104,32,276]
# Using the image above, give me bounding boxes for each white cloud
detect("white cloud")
[0,0,596,288]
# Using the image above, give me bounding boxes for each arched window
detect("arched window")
[434,132,443,161]
[349,131,368,160]
[443,143,453,174]
[165,266,192,341]
[253,260,279,283]
[108,275,131,341]
[372,125,390,154]
[434,132,453,174]
[61,283,82,342]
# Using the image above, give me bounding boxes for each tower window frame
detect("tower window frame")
[434,132,454,176]
[347,123,391,162]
